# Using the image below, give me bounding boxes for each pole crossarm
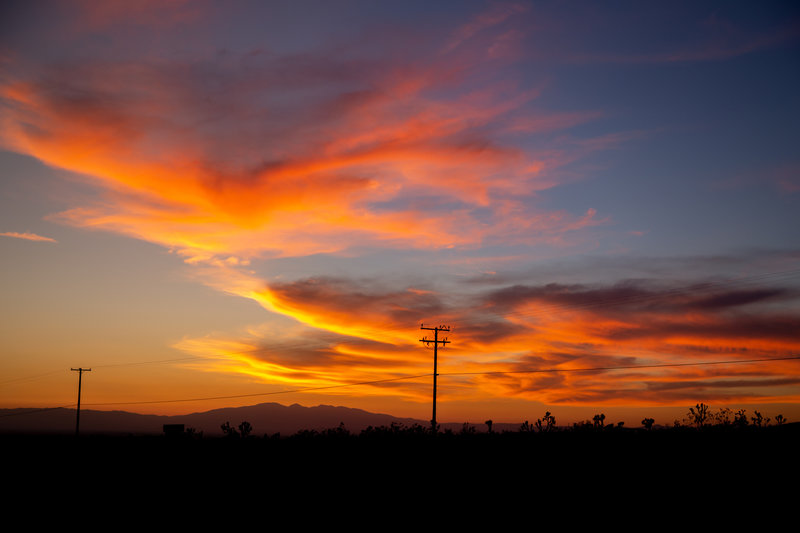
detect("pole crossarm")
[419,324,451,432]
[71,367,91,437]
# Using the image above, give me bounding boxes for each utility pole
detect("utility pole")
[420,324,450,432]
[71,367,91,436]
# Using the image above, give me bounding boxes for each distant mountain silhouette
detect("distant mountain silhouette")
[0,402,428,436]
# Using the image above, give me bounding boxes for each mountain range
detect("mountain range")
[0,402,435,436]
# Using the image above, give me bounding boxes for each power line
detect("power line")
[2,267,799,413]
[92,356,221,369]
[2,355,797,416]
[82,372,433,407]
[74,339,337,370]
[0,370,67,386]
[78,354,799,407]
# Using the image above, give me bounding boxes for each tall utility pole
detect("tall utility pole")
[420,324,450,432]
[71,367,91,436]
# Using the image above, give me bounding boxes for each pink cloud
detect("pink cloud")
[441,2,529,55]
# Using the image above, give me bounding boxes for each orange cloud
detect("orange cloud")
[10,4,761,409]
[0,231,56,243]
[0,38,606,263]
[171,273,800,406]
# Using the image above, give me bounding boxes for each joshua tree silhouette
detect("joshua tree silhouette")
[688,403,710,428]
[535,411,557,432]
[238,420,253,438]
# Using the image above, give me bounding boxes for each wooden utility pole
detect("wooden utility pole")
[419,324,450,432]
[70,367,91,436]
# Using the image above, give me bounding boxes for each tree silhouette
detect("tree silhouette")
[220,420,253,438]
[751,411,770,428]
[711,407,732,426]
[485,419,493,433]
[322,421,350,438]
[734,409,749,428]
[592,413,605,429]
[775,414,787,426]
[641,417,655,430]
[238,421,253,438]
[535,411,556,432]
[221,421,239,438]
[688,403,710,429]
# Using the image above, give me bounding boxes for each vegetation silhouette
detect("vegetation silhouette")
[751,411,769,427]
[220,421,238,437]
[220,420,254,438]
[2,403,793,462]
[535,411,557,432]
[688,402,710,428]
[734,409,749,428]
[3,402,796,492]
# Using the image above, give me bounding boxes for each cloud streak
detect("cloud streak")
[172,268,800,406]
[0,231,56,243]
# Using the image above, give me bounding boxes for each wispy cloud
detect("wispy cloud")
[441,2,529,55]
[0,7,608,264]
[0,231,56,243]
[173,263,800,406]
[5,3,796,410]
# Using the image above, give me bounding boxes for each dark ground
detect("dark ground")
[5,430,796,530]
[5,424,798,501]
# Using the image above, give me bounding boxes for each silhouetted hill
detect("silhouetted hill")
[0,402,426,436]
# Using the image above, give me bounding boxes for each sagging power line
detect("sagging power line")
[2,355,798,416]
[74,354,800,407]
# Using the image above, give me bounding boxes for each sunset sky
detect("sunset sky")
[2,0,799,427]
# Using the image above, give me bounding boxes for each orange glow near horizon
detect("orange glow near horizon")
[163,273,800,409]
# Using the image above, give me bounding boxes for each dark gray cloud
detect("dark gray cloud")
[269,276,446,325]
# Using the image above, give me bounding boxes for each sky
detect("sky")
[1,0,799,427]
